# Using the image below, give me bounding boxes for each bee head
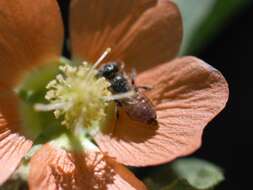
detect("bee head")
[98,62,119,80]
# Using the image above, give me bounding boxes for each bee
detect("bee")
[97,61,157,125]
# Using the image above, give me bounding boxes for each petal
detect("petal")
[95,57,229,166]
[70,0,182,71]
[0,92,32,185]
[29,144,146,190]
[0,0,64,89]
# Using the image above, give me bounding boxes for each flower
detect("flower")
[0,0,229,189]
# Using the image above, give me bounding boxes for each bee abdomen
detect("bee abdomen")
[124,95,157,125]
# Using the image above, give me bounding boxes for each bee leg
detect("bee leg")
[137,85,153,91]
[119,61,125,70]
[130,68,137,85]
[130,68,153,91]
[112,102,121,135]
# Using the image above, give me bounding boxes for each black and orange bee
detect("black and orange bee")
[97,62,157,125]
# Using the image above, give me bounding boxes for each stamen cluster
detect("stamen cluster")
[45,62,111,129]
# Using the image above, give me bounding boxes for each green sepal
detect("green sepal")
[15,57,71,140]
[15,62,59,103]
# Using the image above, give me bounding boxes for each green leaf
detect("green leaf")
[144,158,224,190]
[172,0,251,54]
[163,179,196,190]
[172,0,216,53]
[171,158,225,190]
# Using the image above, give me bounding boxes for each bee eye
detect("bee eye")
[111,75,130,93]
[98,62,119,79]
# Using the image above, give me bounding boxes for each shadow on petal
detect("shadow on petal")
[0,92,32,185]
[29,144,146,190]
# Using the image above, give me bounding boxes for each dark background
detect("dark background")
[194,3,252,190]
[58,1,252,189]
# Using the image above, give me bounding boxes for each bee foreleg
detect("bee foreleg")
[119,61,125,70]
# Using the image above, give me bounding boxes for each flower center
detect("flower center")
[35,62,111,130]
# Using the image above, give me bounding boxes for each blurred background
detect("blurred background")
[176,1,252,189]
[58,0,252,189]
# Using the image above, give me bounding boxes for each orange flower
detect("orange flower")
[0,0,229,189]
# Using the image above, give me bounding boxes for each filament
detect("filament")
[85,48,112,79]
[103,91,136,101]
[93,48,112,69]
[34,102,65,112]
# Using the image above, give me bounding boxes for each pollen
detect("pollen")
[43,62,111,129]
